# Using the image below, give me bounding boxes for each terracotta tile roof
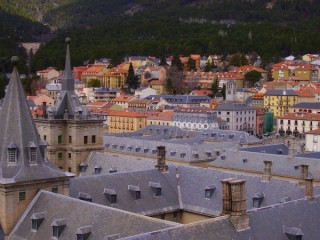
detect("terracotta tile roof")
[232,65,267,73]
[108,110,146,117]
[252,93,264,99]
[278,76,308,81]
[278,113,320,121]
[111,95,136,102]
[191,90,212,96]
[305,128,320,134]
[82,65,106,74]
[90,108,112,114]
[146,111,173,121]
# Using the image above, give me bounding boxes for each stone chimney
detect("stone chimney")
[305,177,314,201]
[300,164,309,185]
[155,146,168,172]
[220,178,234,215]
[220,178,249,231]
[262,160,272,182]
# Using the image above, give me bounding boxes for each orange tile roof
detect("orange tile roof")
[82,65,106,74]
[146,111,173,121]
[191,90,212,96]
[305,128,320,134]
[232,65,267,73]
[111,95,135,102]
[278,113,320,121]
[278,76,308,81]
[108,110,146,117]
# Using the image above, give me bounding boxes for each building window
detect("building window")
[52,187,58,193]
[68,153,71,159]
[30,148,37,162]
[92,135,96,144]
[43,135,47,141]
[58,135,62,144]
[7,146,17,163]
[84,136,88,144]
[68,167,72,172]
[19,191,26,201]
[32,219,43,231]
[53,226,65,238]
[69,136,72,143]
[58,152,63,159]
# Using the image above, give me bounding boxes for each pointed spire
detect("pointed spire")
[62,37,74,91]
[0,56,69,182]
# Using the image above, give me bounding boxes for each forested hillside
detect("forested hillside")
[1,0,320,72]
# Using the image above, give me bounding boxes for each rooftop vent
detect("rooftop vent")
[109,167,117,173]
[279,196,291,203]
[243,158,248,163]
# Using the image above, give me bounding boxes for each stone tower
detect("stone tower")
[0,57,74,237]
[225,80,237,102]
[35,38,104,175]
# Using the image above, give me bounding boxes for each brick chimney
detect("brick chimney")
[220,178,249,231]
[220,178,234,215]
[300,164,309,185]
[305,177,314,201]
[155,146,168,172]
[262,160,272,182]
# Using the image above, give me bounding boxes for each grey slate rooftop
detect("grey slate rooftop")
[122,196,320,240]
[104,126,261,164]
[9,191,178,240]
[70,164,319,217]
[214,101,255,111]
[291,102,320,109]
[264,89,298,96]
[145,95,211,104]
[209,144,320,180]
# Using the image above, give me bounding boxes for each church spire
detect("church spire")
[61,37,74,91]
[0,56,70,182]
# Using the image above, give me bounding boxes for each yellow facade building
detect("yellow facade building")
[264,89,298,117]
[108,110,147,133]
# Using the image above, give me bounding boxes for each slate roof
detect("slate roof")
[9,191,178,240]
[265,89,298,96]
[0,57,72,183]
[70,164,319,217]
[80,152,156,176]
[145,95,211,104]
[291,102,320,109]
[122,196,320,240]
[209,145,320,180]
[215,102,255,111]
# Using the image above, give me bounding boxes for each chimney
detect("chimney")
[300,164,309,185]
[262,160,272,182]
[155,146,168,172]
[42,102,47,118]
[229,179,250,231]
[305,177,314,201]
[220,178,234,215]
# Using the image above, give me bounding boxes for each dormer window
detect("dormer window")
[149,182,161,196]
[51,218,67,238]
[76,225,92,240]
[27,142,37,163]
[31,212,46,231]
[79,163,88,173]
[94,165,102,174]
[7,143,17,163]
[128,185,141,200]
[104,188,117,204]
[205,185,216,199]
[252,192,265,208]
[78,192,92,202]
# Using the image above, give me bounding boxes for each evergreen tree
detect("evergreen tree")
[210,79,219,97]
[126,62,140,90]
[244,70,262,87]
[165,78,174,94]
[204,61,212,72]
[171,54,183,71]
[221,84,226,100]
[87,78,101,88]
[187,57,196,71]
[0,74,8,99]
[159,55,167,66]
